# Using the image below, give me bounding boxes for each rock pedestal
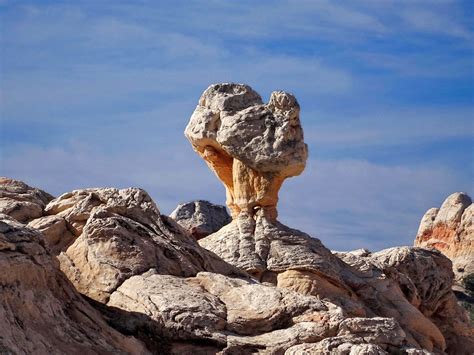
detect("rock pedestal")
[185,83,308,274]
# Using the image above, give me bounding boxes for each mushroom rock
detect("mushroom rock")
[185,83,307,221]
[185,85,473,353]
[185,83,309,275]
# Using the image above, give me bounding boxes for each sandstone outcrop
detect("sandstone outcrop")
[188,84,473,353]
[170,200,231,239]
[40,187,243,303]
[3,84,473,354]
[414,192,474,326]
[0,177,53,223]
[0,213,147,354]
[415,192,473,285]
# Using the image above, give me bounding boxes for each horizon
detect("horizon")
[1,0,473,251]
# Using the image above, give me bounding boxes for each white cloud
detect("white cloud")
[399,7,472,40]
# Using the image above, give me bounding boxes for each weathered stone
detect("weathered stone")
[344,246,474,354]
[27,215,75,254]
[0,214,147,354]
[185,83,308,219]
[107,270,344,353]
[45,188,243,303]
[415,192,472,264]
[414,192,474,330]
[284,317,405,354]
[170,200,231,239]
[0,177,53,223]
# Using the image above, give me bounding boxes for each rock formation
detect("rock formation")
[0,213,146,354]
[185,83,308,222]
[1,84,473,354]
[170,200,231,239]
[415,192,473,285]
[187,84,473,353]
[0,177,53,223]
[414,192,474,324]
[37,187,243,303]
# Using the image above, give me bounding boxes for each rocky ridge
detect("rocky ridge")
[1,83,473,354]
[414,192,474,323]
[415,192,473,285]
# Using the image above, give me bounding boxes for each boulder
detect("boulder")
[170,200,231,239]
[415,192,473,276]
[185,83,308,220]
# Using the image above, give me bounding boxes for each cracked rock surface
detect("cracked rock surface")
[0,214,147,354]
[415,192,473,285]
[42,187,243,303]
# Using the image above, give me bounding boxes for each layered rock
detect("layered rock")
[415,192,473,285]
[414,192,474,326]
[185,83,308,221]
[0,214,147,354]
[12,181,421,353]
[170,200,231,239]
[0,177,53,223]
[106,270,422,354]
[188,84,473,353]
[39,188,242,303]
[3,84,472,354]
[4,176,473,353]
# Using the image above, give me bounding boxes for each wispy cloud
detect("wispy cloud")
[304,106,474,147]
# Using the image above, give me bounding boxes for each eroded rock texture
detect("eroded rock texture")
[188,84,473,353]
[3,84,473,354]
[170,200,231,239]
[4,175,474,353]
[185,83,308,221]
[415,192,473,285]
[414,192,474,327]
[41,188,243,303]
[0,177,53,223]
[0,214,147,354]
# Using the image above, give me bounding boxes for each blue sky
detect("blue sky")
[1,0,473,251]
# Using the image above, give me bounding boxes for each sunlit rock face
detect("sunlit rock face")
[415,192,473,285]
[186,83,309,275]
[185,83,308,221]
[185,85,474,354]
[414,192,474,326]
[2,84,472,354]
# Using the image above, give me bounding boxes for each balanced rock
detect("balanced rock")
[187,85,473,353]
[0,214,146,354]
[170,200,231,239]
[185,83,308,221]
